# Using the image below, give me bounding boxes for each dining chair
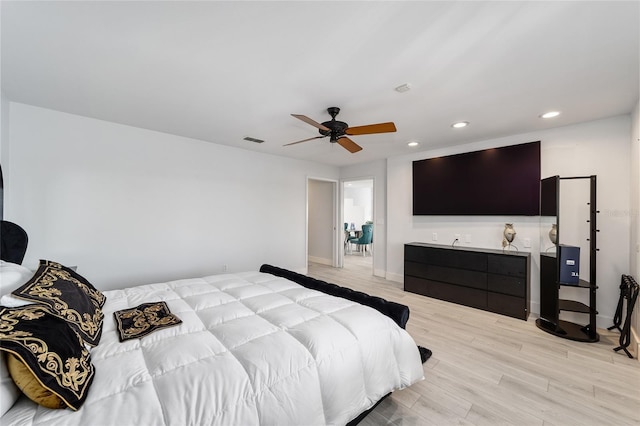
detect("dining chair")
[344,223,350,250]
[347,223,373,256]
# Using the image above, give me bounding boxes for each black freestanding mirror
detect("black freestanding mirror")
[536,175,599,342]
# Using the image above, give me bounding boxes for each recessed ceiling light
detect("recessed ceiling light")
[451,121,469,128]
[395,83,412,93]
[540,111,560,119]
[407,141,419,147]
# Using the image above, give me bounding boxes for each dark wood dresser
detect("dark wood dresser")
[404,243,530,320]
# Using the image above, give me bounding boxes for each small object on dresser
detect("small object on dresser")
[502,223,518,251]
[548,224,558,245]
[503,223,516,243]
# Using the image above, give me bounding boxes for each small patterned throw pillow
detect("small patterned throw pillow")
[114,301,182,341]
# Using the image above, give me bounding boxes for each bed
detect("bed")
[0,256,425,425]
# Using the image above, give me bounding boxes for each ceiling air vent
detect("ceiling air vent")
[243,136,264,144]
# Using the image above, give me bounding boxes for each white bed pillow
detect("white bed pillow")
[0,260,33,297]
[0,260,34,416]
[0,260,35,307]
[0,353,21,417]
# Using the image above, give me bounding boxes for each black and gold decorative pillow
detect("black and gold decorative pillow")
[114,302,182,341]
[0,305,95,410]
[42,260,106,308]
[11,260,105,347]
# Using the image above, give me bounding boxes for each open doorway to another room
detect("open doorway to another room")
[342,178,373,272]
[307,178,339,270]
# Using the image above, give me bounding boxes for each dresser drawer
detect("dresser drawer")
[405,262,487,290]
[405,245,486,272]
[487,254,526,277]
[487,273,526,297]
[405,276,487,310]
[487,292,527,320]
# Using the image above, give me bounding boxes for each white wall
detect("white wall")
[3,103,339,290]
[630,99,639,353]
[344,180,373,227]
[343,198,363,230]
[385,115,631,327]
[0,5,3,167]
[308,179,334,265]
[0,92,8,218]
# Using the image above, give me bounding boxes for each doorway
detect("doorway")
[342,178,374,271]
[307,178,339,269]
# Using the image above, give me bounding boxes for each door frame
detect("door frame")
[306,177,340,270]
[341,176,375,273]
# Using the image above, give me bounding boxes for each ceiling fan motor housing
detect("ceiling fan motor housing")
[320,121,349,141]
[321,107,348,142]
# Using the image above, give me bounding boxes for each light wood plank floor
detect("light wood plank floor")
[308,260,640,426]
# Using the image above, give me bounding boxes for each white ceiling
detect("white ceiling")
[2,1,638,167]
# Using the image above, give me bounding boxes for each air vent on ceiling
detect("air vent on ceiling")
[243,136,265,144]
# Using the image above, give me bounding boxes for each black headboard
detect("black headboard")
[0,220,28,264]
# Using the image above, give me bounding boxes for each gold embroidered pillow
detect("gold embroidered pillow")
[43,260,106,308]
[114,302,182,341]
[11,260,105,347]
[0,305,95,410]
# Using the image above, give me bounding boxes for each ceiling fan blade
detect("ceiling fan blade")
[283,135,325,146]
[291,114,330,132]
[346,122,397,136]
[337,137,363,153]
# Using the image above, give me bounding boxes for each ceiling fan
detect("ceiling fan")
[284,107,397,153]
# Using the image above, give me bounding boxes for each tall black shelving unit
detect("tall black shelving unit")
[536,175,599,342]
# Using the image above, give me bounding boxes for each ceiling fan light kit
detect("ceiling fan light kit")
[285,107,397,154]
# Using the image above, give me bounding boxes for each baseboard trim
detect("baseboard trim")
[530,301,540,318]
[386,272,403,284]
[374,268,386,278]
[631,326,639,361]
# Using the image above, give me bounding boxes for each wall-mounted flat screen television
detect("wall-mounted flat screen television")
[412,141,541,216]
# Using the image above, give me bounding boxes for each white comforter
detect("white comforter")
[2,271,424,425]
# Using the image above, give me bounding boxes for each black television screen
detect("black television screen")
[412,141,541,215]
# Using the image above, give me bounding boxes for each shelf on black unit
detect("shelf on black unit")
[560,278,592,289]
[535,318,599,343]
[558,299,591,314]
